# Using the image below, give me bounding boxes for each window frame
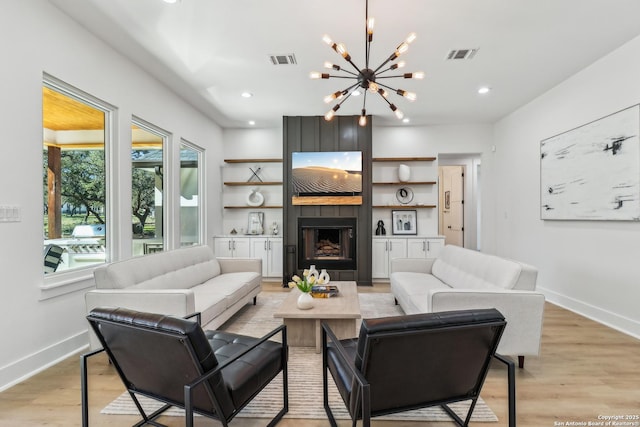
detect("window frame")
[41,73,116,296]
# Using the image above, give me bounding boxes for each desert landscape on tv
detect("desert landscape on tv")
[291,152,362,196]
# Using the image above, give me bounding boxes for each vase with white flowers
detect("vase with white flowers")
[288,268,326,309]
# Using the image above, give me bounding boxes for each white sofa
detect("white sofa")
[86,245,262,348]
[390,245,545,367]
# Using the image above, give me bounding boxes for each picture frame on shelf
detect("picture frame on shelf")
[391,210,417,235]
[247,211,264,235]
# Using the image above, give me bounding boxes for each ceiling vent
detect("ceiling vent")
[446,48,479,60]
[269,54,297,65]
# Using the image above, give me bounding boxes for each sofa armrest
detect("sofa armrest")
[390,258,435,274]
[218,257,262,274]
[430,288,545,357]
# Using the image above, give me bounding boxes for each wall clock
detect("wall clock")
[396,187,414,204]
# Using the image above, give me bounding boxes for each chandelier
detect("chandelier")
[310,0,424,126]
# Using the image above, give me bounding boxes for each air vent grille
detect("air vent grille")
[269,54,297,65]
[446,48,479,60]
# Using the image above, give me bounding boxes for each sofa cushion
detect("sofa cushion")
[432,245,522,290]
[194,292,228,324]
[391,272,449,295]
[96,246,221,290]
[195,272,260,308]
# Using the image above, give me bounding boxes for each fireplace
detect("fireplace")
[298,217,357,270]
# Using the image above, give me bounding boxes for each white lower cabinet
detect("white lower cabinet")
[250,237,283,278]
[373,236,444,279]
[372,238,408,279]
[214,236,251,258]
[406,237,444,259]
[215,236,282,278]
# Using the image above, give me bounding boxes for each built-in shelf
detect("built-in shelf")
[372,205,436,209]
[224,181,282,186]
[372,181,437,186]
[224,158,283,163]
[223,205,283,209]
[372,157,436,162]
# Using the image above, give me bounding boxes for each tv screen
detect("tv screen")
[291,151,362,196]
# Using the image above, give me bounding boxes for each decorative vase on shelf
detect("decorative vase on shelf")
[297,292,314,310]
[398,164,411,182]
[319,269,331,284]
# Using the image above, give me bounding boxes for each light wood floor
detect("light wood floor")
[1,283,639,427]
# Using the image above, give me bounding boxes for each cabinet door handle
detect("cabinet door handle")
[422,241,426,252]
[427,241,430,251]
[228,241,231,251]
[265,241,267,250]
[233,241,236,250]
[268,241,271,250]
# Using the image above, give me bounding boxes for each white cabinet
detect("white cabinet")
[406,237,444,259]
[214,236,251,258]
[250,237,283,278]
[215,235,282,278]
[372,238,407,279]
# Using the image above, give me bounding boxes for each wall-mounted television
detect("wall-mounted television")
[291,151,363,205]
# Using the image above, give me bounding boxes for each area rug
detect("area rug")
[101,292,498,422]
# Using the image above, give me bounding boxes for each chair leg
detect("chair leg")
[494,354,516,427]
[253,296,257,305]
[518,355,524,369]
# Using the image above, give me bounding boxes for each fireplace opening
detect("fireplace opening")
[298,217,356,270]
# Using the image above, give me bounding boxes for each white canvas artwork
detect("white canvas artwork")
[540,105,640,220]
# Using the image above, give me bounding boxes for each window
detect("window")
[180,140,204,247]
[42,79,112,274]
[131,118,167,256]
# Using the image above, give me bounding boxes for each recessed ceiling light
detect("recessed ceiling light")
[478,86,491,95]
[352,90,361,97]
[241,92,253,98]
[163,0,180,4]
[402,118,410,123]
[248,121,256,126]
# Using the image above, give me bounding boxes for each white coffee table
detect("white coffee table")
[273,281,361,353]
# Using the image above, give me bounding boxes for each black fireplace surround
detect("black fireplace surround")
[298,217,357,271]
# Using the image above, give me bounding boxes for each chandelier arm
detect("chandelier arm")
[375,89,394,106]
[365,0,370,68]
[375,74,411,79]
[327,75,359,79]
[343,57,364,74]
[372,56,395,74]
[376,82,400,92]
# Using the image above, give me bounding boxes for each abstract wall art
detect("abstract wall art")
[540,105,640,220]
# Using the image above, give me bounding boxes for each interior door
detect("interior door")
[439,165,464,247]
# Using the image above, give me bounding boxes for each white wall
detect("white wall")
[0,1,223,390]
[488,35,640,338]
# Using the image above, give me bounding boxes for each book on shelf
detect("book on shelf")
[310,285,339,298]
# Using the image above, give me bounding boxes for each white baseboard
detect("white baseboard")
[0,330,89,392]
[540,286,640,340]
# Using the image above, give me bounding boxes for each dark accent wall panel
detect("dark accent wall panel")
[283,116,372,285]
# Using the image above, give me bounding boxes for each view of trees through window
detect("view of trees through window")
[42,84,107,274]
[132,121,165,256]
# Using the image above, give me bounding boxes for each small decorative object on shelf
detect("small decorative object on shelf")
[398,164,411,182]
[392,209,418,235]
[375,220,386,235]
[230,228,237,235]
[396,187,414,204]
[271,221,279,235]
[247,212,264,234]
[246,188,265,206]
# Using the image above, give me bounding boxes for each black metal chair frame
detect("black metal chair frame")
[81,312,288,427]
[321,319,516,427]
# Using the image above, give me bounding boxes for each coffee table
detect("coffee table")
[273,281,361,353]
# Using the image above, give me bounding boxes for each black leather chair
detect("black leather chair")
[81,307,288,427]
[322,308,515,427]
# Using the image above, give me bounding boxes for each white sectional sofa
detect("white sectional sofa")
[390,245,545,367]
[86,245,262,348]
